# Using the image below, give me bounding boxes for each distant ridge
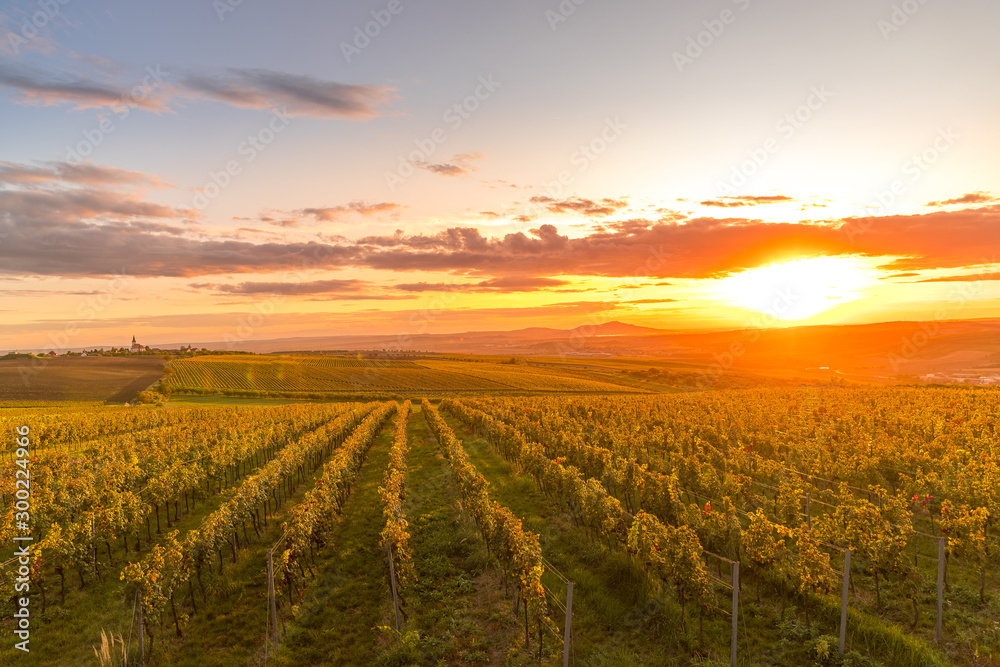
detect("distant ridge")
[32,319,1000,382]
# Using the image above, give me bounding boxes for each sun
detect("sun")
[714,256,873,321]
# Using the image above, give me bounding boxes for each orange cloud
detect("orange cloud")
[925,192,996,207]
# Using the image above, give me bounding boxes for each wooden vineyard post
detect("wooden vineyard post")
[137,594,145,665]
[937,537,946,642]
[563,582,574,667]
[840,548,850,655]
[731,561,739,667]
[268,548,279,649]
[386,540,402,632]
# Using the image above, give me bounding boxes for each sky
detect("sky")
[1,0,999,351]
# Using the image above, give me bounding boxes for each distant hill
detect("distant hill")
[71,317,1000,383]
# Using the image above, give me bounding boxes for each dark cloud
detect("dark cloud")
[0,62,393,119]
[0,62,168,110]
[177,68,394,118]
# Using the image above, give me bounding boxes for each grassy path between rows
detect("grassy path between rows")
[261,418,396,666]
[437,408,684,666]
[375,402,526,666]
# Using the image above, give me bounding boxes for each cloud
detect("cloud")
[178,68,395,118]
[356,205,1000,279]
[394,276,572,293]
[248,201,402,227]
[5,166,999,283]
[0,61,169,111]
[302,201,401,220]
[914,272,1000,283]
[190,279,413,299]
[925,192,996,207]
[845,204,1000,272]
[416,152,483,178]
[529,196,629,216]
[0,61,394,119]
[700,195,794,207]
[622,298,679,304]
[880,272,920,279]
[0,161,165,189]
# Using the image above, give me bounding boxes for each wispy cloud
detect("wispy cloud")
[0,61,168,111]
[914,272,1000,283]
[700,195,794,207]
[621,298,679,304]
[178,68,395,118]
[241,201,403,227]
[925,192,996,207]
[190,278,414,299]
[0,61,394,118]
[394,276,571,293]
[528,196,629,216]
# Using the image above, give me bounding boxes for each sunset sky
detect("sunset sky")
[1,0,999,350]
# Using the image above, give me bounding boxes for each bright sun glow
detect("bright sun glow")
[714,256,874,321]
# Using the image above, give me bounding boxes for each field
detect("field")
[0,357,166,403]
[0,386,997,666]
[165,355,644,397]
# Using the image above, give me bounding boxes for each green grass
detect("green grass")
[0,455,272,665]
[372,403,529,666]
[436,408,961,667]
[264,419,397,666]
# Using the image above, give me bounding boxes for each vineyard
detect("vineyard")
[165,355,643,398]
[0,386,997,665]
[0,357,167,403]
